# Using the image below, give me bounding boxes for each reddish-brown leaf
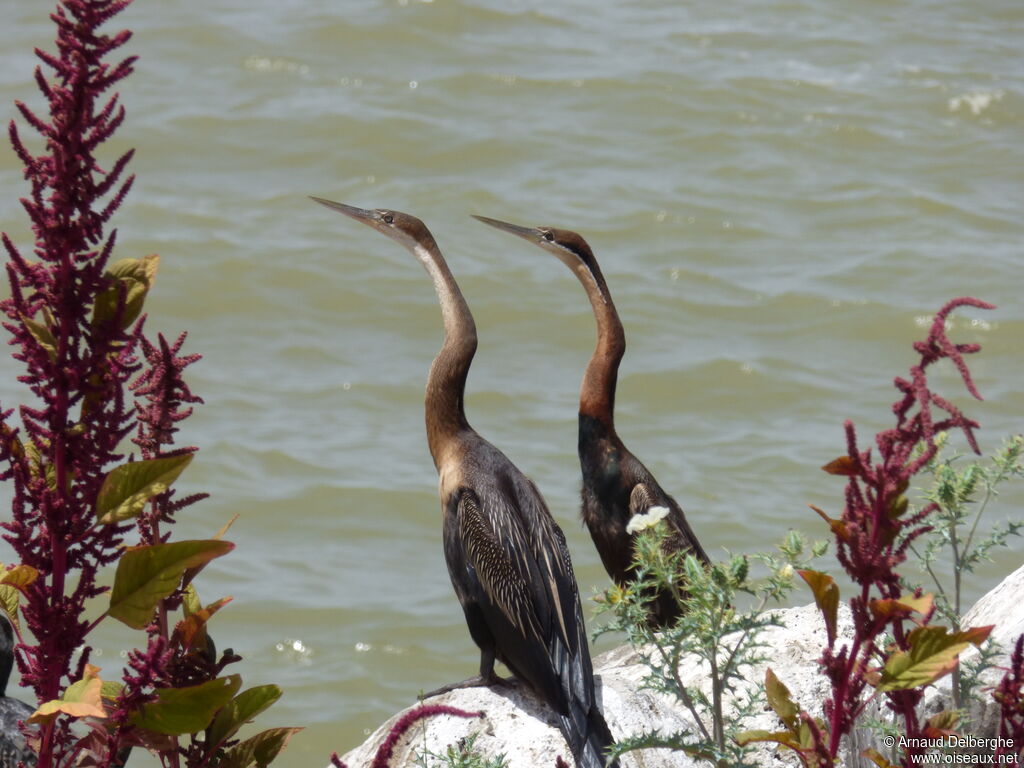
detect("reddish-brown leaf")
[809,505,851,542]
[821,456,858,476]
[870,594,933,622]
[862,748,898,768]
[798,569,840,646]
[764,668,801,730]
[172,596,232,650]
[923,710,960,739]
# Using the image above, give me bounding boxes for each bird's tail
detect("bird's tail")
[559,704,619,768]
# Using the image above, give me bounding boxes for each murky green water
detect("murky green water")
[1,1,1022,765]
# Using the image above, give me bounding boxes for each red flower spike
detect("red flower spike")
[369,705,482,768]
[1,3,215,767]
[808,298,995,765]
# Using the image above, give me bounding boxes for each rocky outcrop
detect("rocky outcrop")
[337,566,1024,767]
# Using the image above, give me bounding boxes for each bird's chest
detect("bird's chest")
[437,455,465,503]
[583,443,628,504]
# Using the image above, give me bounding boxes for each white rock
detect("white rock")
[336,566,1024,768]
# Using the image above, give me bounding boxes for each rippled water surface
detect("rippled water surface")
[2,1,1022,765]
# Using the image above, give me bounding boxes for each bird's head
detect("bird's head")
[471,215,597,275]
[311,197,434,251]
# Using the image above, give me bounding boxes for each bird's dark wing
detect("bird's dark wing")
[521,475,593,703]
[457,488,545,644]
[455,482,586,718]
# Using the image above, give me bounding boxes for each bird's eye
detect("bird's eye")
[382,213,394,224]
[542,230,554,241]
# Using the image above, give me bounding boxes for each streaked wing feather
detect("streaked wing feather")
[627,482,657,518]
[457,489,542,641]
[456,479,590,721]
[630,482,709,564]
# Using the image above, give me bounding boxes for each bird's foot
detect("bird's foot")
[419,673,513,700]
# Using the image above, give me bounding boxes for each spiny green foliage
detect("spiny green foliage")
[413,733,509,768]
[908,433,1023,626]
[596,525,825,767]
[901,433,1023,717]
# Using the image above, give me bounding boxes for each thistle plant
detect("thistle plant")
[413,732,509,768]
[910,435,1023,624]
[597,524,824,767]
[1,2,296,767]
[740,297,1009,767]
[903,434,1023,711]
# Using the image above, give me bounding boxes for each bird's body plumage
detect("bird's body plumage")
[473,216,709,627]
[579,413,708,624]
[1,616,35,768]
[441,434,608,763]
[313,199,616,768]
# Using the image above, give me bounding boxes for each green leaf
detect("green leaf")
[734,728,800,749]
[220,727,303,768]
[0,564,38,591]
[131,675,241,735]
[896,594,934,615]
[683,554,705,585]
[887,494,908,520]
[736,715,826,755]
[876,625,993,692]
[20,314,57,361]
[730,554,749,586]
[208,685,283,750]
[109,540,234,629]
[182,583,202,617]
[101,680,125,702]
[28,665,106,723]
[798,569,839,646]
[0,586,20,632]
[764,668,800,730]
[96,453,194,525]
[23,440,42,476]
[91,254,160,330]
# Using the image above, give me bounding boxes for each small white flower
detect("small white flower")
[779,563,794,581]
[626,505,670,534]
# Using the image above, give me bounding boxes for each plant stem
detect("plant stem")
[652,635,712,743]
[949,519,963,710]
[39,252,77,768]
[906,540,945,602]
[709,651,724,764]
[962,458,1006,555]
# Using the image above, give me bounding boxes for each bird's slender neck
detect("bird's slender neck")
[572,259,624,429]
[412,239,478,467]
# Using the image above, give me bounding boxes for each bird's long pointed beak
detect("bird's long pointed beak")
[310,196,375,223]
[471,214,539,242]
